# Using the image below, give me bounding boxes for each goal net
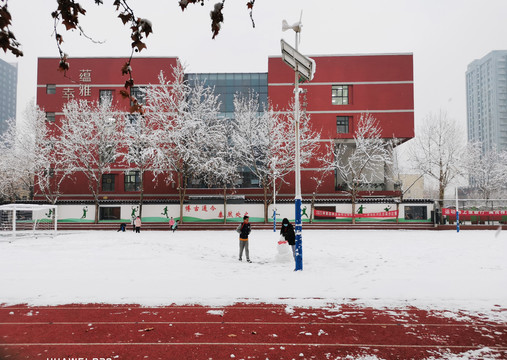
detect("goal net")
[0,204,57,239]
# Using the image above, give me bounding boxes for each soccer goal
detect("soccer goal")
[0,204,57,239]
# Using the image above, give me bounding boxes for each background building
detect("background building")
[0,58,18,136]
[35,55,414,204]
[466,50,507,153]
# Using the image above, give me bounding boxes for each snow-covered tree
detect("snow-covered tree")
[145,61,222,223]
[408,111,468,213]
[0,118,23,202]
[465,143,507,207]
[58,99,124,223]
[123,113,158,217]
[197,116,242,223]
[233,93,320,222]
[321,113,392,223]
[0,102,69,203]
[28,104,72,204]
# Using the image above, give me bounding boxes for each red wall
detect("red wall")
[268,54,414,140]
[268,53,414,196]
[37,57,179,116]
[35,55,414,201]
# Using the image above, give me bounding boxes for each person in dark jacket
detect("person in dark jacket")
[280,218,296,259]
[236,215,251,262]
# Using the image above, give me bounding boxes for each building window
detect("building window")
[130,86,146,105]
[124,171,141,192]
[46,84,56,94]
[332,85,349,105]
[46,112,55,122]
[99,206,121,221]
[336,116,350,134]
[99,90,114,105]
[102,174,116,192]
[404,206,427,220]
[45,168,55,178]
[127,114,140,126]
[100,144,116,164]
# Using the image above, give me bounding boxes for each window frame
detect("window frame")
[46,84,56,95]
[332,85,350,105]
[102,174,116,192]
[99,89,114,105]
[124,171,141,192]
[336,116,350,134]
[46,112,56,122]
[130,86,146,106]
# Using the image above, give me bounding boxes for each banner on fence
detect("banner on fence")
[442,208,507,216]
[314,209,399,218]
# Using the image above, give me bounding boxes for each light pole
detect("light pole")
[281,16,315,271]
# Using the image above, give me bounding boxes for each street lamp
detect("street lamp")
[280,16,315,271]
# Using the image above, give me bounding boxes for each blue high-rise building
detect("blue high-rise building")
[466,50,507,153]
[0,58,18,135]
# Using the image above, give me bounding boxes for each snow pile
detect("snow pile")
[0,229,505,318]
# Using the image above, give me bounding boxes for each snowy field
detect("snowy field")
[0,229,506,318]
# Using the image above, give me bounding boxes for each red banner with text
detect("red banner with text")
[314,209,399,218]
[442,208,507,217]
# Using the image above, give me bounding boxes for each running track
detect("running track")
[1,303,506,359]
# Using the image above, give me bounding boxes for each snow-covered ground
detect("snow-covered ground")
[0,229,506,318]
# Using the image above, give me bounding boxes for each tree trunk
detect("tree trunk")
[438,185,445,224]
[351,200,356,225]
[139,170,144,218]
[309,192,316,224]
[223,186,227,224]
[263,185,269,223]
[94,200,99,224]
[178,173,187,224]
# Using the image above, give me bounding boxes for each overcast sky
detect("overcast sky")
[2,0,507,135]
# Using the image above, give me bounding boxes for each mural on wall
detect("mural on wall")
[52,202,433,223]
[130,206,139,219]
[81,206,88,219]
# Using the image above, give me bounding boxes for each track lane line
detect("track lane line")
[1,321,506,327]
[1,342,506,350]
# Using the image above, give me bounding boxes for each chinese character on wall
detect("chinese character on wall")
[62,88,75,100]
[79,69,92,82]
[79,84,91,97]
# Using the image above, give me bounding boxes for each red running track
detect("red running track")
[0,303,506,359]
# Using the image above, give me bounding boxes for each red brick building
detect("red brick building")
[35,54,414,203]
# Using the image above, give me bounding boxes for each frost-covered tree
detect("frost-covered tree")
[408,111,468,213]
[197,116,242,223]
[321,113,392,224]
[123,113,158,218]
[145,61,222,223]
[465,143,507,207]
[27,104,72,204]
[0,103,69,203]
[59,99,124,223]
[233,93,320,222]
[0,117,28,201]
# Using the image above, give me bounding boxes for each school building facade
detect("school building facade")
[35,54,415,221]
